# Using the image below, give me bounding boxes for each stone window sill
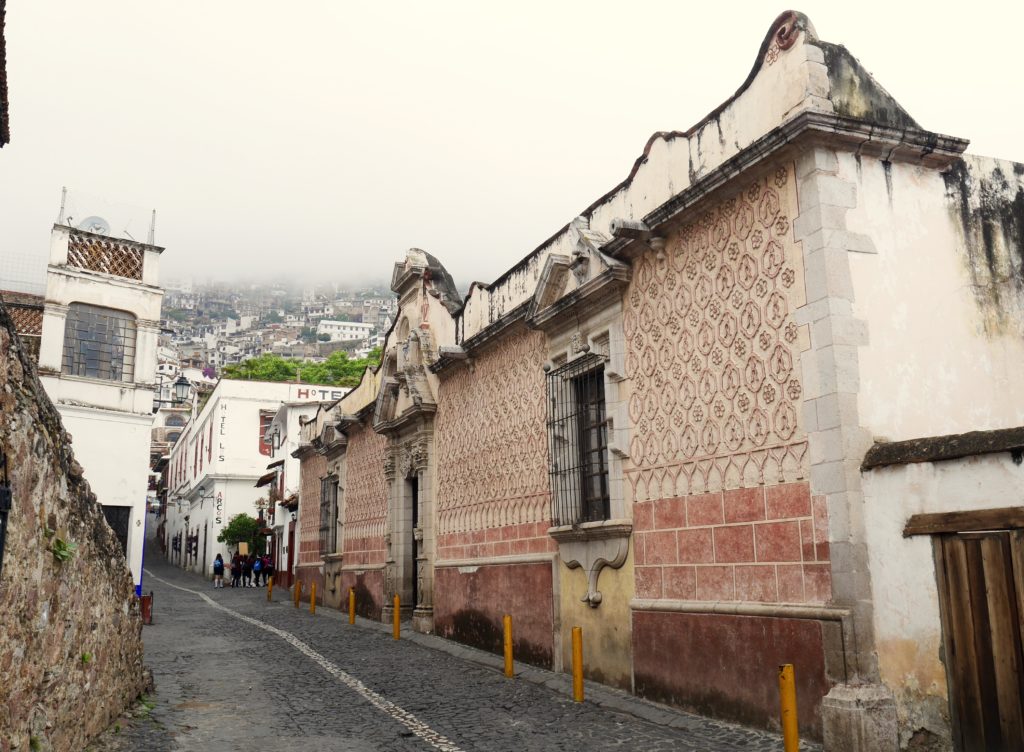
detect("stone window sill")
[548,518,632,543]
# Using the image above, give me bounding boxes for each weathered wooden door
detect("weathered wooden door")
[934,530,1024,752]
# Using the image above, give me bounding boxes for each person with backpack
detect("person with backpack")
[212,553,225,589]
[253,554,263,586]
[242,554,253,587]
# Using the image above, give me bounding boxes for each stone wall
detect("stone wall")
[0,301,144,752]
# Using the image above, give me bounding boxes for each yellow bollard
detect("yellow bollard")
[310,582,317,615]
[503,614,514,678]
[294,580,302,609]
[779,663,799,752]
[393,594,400,640]
[571,626,584,702]
[348,587,356,625]
[267,576,273,602]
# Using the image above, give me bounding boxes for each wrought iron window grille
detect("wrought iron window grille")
[61,303,137,383]
[546,353,611,527]
[319,475,339,556]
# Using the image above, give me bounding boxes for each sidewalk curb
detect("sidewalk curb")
[152,560,819,750]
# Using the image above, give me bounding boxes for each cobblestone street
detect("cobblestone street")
[87,547,819,752]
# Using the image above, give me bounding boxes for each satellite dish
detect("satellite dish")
[77,216,111,235]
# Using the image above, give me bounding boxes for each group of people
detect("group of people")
[211,552,275,588]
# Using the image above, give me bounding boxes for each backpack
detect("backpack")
[253,558,262,572]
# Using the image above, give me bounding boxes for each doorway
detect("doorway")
[408,475,419,610]
[933,529,1024,751]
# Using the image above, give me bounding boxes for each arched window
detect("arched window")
[62,303,137,382]
[166,431,181,444]
[165,414,186,427]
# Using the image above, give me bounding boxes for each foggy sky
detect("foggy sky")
[2,1,1022,292]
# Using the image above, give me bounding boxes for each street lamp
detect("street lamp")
[153,373,193,411]
[172,374,191,403]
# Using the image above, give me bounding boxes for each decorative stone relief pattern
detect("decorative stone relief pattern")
[624,164,808,501]
[297,453,327,566]
[342,421,389,565]
[66,230,144,280]
[435,329,551,536]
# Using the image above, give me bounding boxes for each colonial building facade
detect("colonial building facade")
[297,13,1024,750]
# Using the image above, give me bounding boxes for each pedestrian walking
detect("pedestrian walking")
[264,553,275,586]
[253,553,263,585]
[242,553,254,588]
[212,553,225,588]
[230,553,242,588]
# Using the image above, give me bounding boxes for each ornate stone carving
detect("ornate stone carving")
[435,330,550,536]
[623,164,808,500]
[551,522,631,608]
[341,422,389,566]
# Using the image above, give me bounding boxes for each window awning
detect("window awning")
[266,459,284,469]
[255,471,277,488]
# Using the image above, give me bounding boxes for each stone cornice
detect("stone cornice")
[526,266,630,335]
[639,110,968,234]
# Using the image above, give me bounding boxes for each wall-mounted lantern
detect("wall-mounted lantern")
[0,451,11,581]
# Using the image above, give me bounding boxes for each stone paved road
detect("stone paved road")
[89,549,821,752]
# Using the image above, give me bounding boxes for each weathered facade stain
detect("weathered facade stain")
[876,636,950,750]
[820,42,920,130]
[632,611,830,739]
[942,157,1024,334]
[433,563,554,669]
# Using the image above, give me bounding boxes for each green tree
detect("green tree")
[265,311,283,324]
[216,513,265,554]
[317,333,331,342]
[222,349,383,388]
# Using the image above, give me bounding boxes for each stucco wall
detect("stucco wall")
[59,406,152,590]
[844,154,1024,442]
[0,303,145,752]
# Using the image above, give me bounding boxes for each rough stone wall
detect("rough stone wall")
[434,328,555,561]
[0,301,144,752]
[625,162,828,604]
[341,420,388,568]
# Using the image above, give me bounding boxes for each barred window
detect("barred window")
[319,474,339,556]
[546,354,610,526]
[62,303,136,382]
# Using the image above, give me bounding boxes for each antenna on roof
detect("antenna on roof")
[148,209,157,245]
[57,186,67,224]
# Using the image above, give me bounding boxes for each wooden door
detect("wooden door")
[934,530,1024,752]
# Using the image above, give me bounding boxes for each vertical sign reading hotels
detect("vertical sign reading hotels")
[218,401,227,462]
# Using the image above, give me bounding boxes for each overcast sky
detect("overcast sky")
[2,1,1022,291]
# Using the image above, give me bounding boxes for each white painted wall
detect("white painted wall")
[844,155,1024,442]
[60,405,153,590]
[36,224,164,595]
